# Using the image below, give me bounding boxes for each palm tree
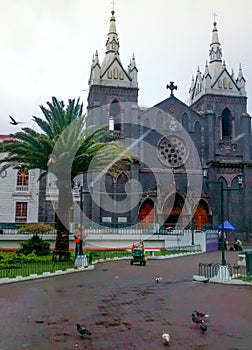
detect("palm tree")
[0,97,131,260]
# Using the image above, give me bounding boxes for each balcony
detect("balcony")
[16,185,29,192]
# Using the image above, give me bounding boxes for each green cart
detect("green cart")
[130,248,147,266]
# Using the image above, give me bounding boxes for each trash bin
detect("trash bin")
[75,255,88,268]
[244,250,252,275]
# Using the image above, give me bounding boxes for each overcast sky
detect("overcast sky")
[1,0,252,134]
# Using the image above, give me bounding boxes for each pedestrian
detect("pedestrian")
[74,234,81,257]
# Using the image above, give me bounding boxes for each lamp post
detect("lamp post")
[203,165,243,268]
[79,185,83,234]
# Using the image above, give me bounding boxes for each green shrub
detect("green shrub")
[18,235,50,256]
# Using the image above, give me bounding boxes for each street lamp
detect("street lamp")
[202,165,243,268]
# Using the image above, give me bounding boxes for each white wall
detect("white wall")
[0,152,40,223]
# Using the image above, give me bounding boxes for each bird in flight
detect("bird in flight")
[9,115,24,125]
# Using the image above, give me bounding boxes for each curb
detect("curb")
[0,265,94,285]
[193,274,252,286]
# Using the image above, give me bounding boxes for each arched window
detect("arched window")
[221,108,232,139]
[16,169,29,191]
[182,113,189,130]
[156,111,163,131]
[109,99,121,133]
[194,121,202,159]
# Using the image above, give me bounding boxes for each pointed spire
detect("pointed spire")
[105,10,120,55]
[236,63,246,95]
[189,75,194,92]
[209,21,222,63]
[237,63,245,81]
[131,53,137,69]
[92,50,100,68]
[204,60,211,78]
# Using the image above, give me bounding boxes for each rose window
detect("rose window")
[157,136,188,168]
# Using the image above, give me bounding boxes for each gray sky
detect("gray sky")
[1,0,252,134]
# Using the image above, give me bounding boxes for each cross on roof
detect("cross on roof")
[166,82,177,97]
[111,0,116,11]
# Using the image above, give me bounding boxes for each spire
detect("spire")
[105,10,120,55]
[101,9,122,75]
[89,8,138,89]
[236,63,246,94]
[188,16,247,105]
[92,50,100,68]
[209,21,222,63]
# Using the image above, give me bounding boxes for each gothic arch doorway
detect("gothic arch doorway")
[138,198,155,229]
[163,193,184,227]
[193,200,209,229]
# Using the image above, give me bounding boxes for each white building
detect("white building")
[0,135,40,224]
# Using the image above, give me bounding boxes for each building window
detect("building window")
[221,107,232,139]
[223,78,228,89]
[218,80,222,88]
[107,70,112,79]
[113,68,118,79]
[15,202,28,223]
[16,169,29,191]
[229,81,233,89]
[110,99,121,133]
[119,71,124,80]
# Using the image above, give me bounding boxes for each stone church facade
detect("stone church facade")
[78,10,252,235]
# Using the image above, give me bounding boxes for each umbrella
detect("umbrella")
[218,220,235,231]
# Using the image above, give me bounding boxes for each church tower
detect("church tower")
[87,9,138,132]
[84,8,140,227]
[189,19,252,233]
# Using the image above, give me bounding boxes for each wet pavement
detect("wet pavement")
[0,250,251,350]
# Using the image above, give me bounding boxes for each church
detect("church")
[78,10,252,237]
[76,8,252,237]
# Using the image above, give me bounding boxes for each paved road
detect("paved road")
[0,250,251,350]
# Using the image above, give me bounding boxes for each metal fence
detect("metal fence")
[0,260,76,279]
[0,222,192,236]
[198,262,248,279]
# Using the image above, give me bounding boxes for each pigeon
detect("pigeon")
[194,310,210,319]
[200,322,208,334]
[76,323,92,337]
[192,313,204,325]
[162,331,171,345]
[155,277,162,283]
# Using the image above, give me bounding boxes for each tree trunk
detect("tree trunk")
[53,180,73,261]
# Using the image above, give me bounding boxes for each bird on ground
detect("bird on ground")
[76,323,92,337]
[162,331,171,345]
[194,310,210,319]
[191,313,204,325]
[155,277,162,283]
[9,115,24,125]
[200,322,208,334]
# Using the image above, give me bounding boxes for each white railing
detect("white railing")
[16,185,29,192]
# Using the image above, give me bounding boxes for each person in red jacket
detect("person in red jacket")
[75,224,84,257]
